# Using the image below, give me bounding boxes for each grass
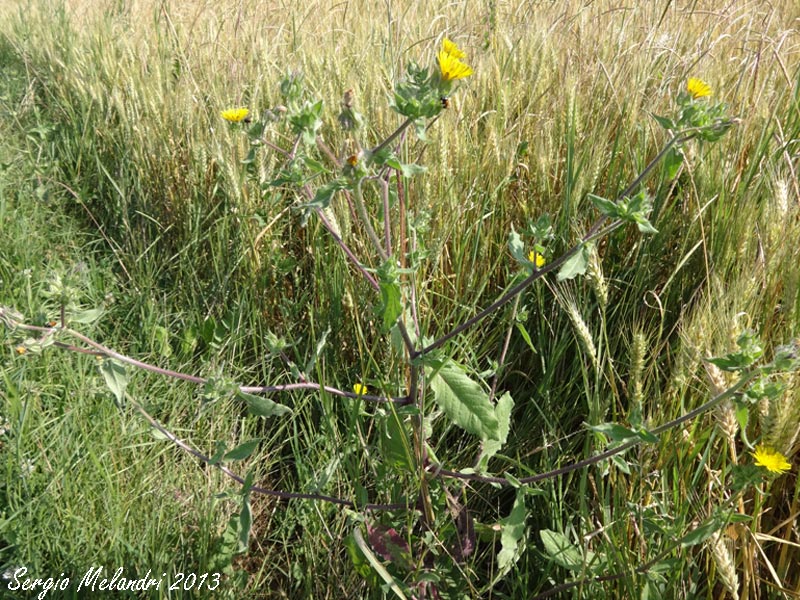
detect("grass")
[1,0,800,598]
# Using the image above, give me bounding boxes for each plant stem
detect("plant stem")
[353,181,389,262]
[370,116,414,157]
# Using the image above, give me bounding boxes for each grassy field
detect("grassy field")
[1,1,799,598]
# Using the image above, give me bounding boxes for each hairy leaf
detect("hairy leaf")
[428,359,499,440]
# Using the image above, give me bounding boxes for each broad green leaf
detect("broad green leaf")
[223,438,262,462]
[610,454,631,474]
[99,359,128,407]
[680,519,723,547]
[734,401,749,433]
[428,359,499,440]
[208,440,228,465]
[304,327,330,376]
[477,392,515,470]
[508,227,527,264]
[377,261,403,332]
[588,422,658,444]
[588,193,620,219]
[71,307,104,324]
[237,471,255,553]
[540,529,592,571]
[634,214,659,234]
[237,391,292,418]
[650,113,675,130]
[497,489,527,573]
[307,178,349,211]
[382,408,414,471]
[557,244,589,281]
[663,146,684,179]
[379,281,402,331]
[384,156,427,177]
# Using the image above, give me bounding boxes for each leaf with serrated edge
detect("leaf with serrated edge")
[428,360,499,440]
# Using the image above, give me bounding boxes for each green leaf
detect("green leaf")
[306,178,349,212]
[71,307,104,324]
[650,113,675,130]
[557,244,589,281]
[208,440,227,465]
[377,261,403,332]
[99,359,128,407]
[304,327,330,376]
[540,529,586,571]
[477,392,515,470]
[706,333,764,371]
[663,146,684,179]
[497,489,527,574]
[237,471,255,553]
[223,438,262,462]
[588,193,620,219]
[679,519,723,547]
[633,213,659,234]
[384,156,427,178]
[428,359,500,440]
[610,454,631,474]
[382,408,414,471]
[515,322,536,353]
[508,227,527,264]
[588,422,658,445]
[734,401,749,433]
[237,391,292,418]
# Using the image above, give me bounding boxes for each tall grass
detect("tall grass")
[1,0,800,597]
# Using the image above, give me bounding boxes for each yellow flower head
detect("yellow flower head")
[353,383,368,396]
[438,39,473,81]
[221,107,250,123]
[442,38,466,60]
[687,78,712,99]
[528,250,546,268]
[15,346,26,355]
[752,445,791,474]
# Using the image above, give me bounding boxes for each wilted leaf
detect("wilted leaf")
[367,523,412,570]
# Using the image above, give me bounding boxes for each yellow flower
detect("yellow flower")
[15,346,26,355]
[441,38,466,60]
[528,250,546,268]
[752,445,791,474]
[687,78,712,99]
[438,39,473,81]
[221,107,250,123]
[353,383,368,396]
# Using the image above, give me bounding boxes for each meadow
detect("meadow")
[1,1,799,598]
